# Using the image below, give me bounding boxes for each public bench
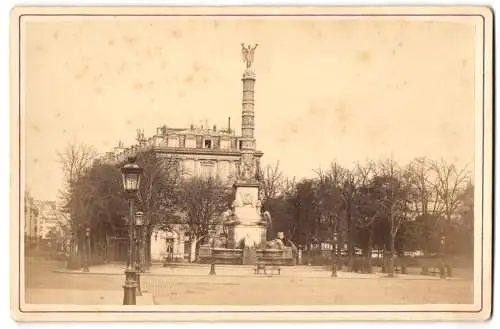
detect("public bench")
[267,265,281,276]
[254,262,266,275]
[428,266,440,276]
[421,264,452,278]
[254,263,281,276]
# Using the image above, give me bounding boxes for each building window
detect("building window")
[185,138,196,148]
[168,136,179,148]
[239,140,243,149]
[201,164,214,178]
[196,136,203,148]
[204,140,212,149]
[182,159,195,177]
[220,139,230,150]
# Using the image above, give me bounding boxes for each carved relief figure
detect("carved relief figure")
[240,192,253,206]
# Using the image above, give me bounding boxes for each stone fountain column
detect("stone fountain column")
[231,44,267,249]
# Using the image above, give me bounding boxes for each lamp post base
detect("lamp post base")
[123,268,137,305]
[209,263,216,275]
[331,264,337,278]
[83,257,89,273]
[83,253,90,272]
[136,270,142,296]
[439,264,446,279]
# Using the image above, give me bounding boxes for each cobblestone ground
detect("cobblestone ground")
[24,259,474,305]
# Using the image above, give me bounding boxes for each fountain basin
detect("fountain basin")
[198,246,295,266]
[198,247,243,265]
[257,248,296,266]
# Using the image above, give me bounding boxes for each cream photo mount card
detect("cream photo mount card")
[10,5,493,322]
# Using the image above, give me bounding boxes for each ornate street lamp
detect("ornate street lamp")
[83,226,90,272]
[121,155,143,305]
[331,231,339,278]
[66,230,74,270]
[209,228,217,275]
[440,234,447,279]
[135,211,144,296]
[142,215,150,272]
[135,211,148,273]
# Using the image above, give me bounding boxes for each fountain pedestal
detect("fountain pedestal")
[231,182,266,248]
[232,182,266,247]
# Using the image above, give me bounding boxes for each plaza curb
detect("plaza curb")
[51,268,463,281]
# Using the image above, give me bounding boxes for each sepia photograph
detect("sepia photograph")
[10,5,493,322]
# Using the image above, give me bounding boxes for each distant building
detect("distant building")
[24,194,39,239]
[33,200,65,240]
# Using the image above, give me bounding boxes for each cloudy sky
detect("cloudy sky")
[22,15,479,201]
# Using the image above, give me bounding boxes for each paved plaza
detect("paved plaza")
[24,258,474,306]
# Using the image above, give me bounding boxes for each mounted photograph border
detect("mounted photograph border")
[9,5,493,322]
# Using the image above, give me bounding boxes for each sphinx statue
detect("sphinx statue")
[265,238,286,249]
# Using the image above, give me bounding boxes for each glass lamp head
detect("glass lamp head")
[121,156,143,193]
[135,211,144,226]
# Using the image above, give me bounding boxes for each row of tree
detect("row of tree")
[56,140,474,271]
[259,157,473,273]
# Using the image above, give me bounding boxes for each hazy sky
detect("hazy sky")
[23,15,479,201]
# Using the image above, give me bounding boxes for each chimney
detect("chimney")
[228,117,231,133]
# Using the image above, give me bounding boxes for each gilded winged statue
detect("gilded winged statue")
[241,43,258,69]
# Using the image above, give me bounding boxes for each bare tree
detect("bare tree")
[407,157,443,216]
[57,140,97,269]
[136,152,183,229]
[406,157,444,260]
[258,161,285,208]
[282,176,297,197]
[353,160,377,188]
[431,159,471,222]
[58,139,97,190]
[265,175,297,241]
[315,162,350,263]
[178,176,231,262]
[455,181,474,257]
[352,160,379,271]
[58,140,97,222]
[315,165,345,241]
[133,151,184,265]
[376,157,413,277]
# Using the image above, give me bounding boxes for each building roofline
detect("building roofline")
[151,147,264,158]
